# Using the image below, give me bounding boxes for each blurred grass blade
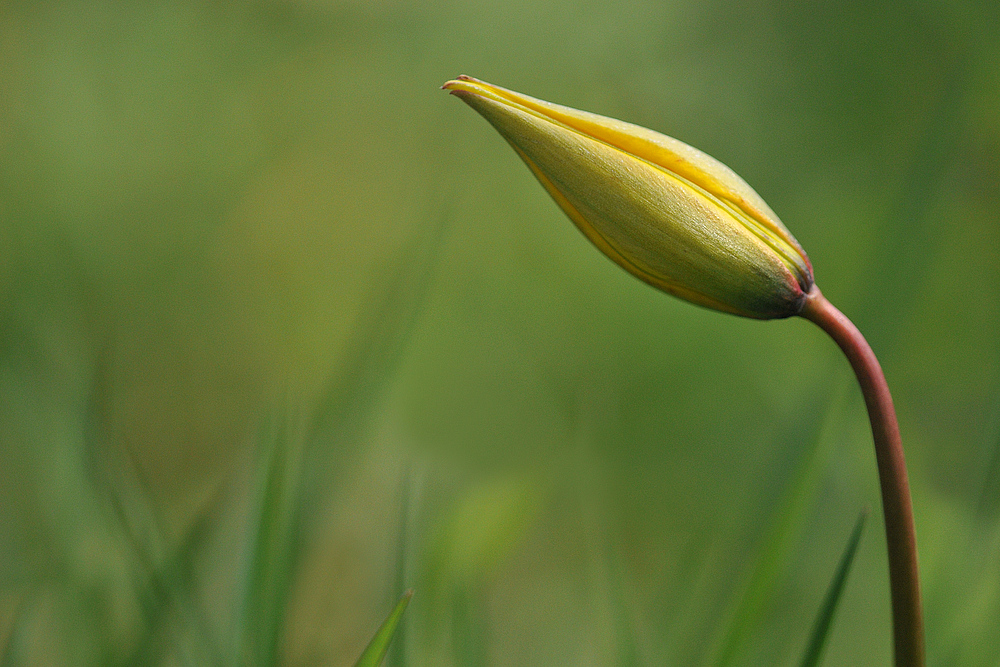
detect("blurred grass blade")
[975,389,1000,519]
[867,54,967,346]
[588,512,642,667]
[236,413,305,667]
[386,467,422,667]
[450,588,488,667]
[708,383,848,667]
[0,597,27,667]
[297,208,448,530]
[231,202,446,667]
[308,207,449,445]
[799,510,868,667]
[111,478,223,667]
[609,545,643,667]
[354,590,414,667]
[84,367,222,666]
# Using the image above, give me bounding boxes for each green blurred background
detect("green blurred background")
[1,1,998,665]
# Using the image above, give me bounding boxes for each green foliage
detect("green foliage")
[354,591,413,667]
[1,0,998,665]
[235,416,305,667]
[708,385,845,667]
[799,511,867,667]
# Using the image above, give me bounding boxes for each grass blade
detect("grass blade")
[297,209,448,536]
[707,382,848,667]
[450,588,488,667]
[798,510,868,667]
[0,597,27,667]
[111,480,223,667]
[235,413,305,667]
[385,467,421,667]
[975,389,1000,519]
[82,364,222,667]
[608,544,643,667]
[307,208,449,447]
[354,590,414,667]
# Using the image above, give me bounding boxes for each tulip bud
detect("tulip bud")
[442,75,814,319]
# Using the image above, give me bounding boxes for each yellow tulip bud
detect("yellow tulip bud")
[442,75,814,319]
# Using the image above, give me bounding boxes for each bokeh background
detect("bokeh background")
[1,1,998,665]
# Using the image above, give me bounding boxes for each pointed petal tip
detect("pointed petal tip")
[440,78,464,94]
[441,75,473,90]
[441,77,485,99]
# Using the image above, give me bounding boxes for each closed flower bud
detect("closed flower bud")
[442,75,814,319]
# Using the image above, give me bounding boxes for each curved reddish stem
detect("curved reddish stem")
[800,286,924,667]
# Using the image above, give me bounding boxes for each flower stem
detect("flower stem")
[800,287,924,667]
